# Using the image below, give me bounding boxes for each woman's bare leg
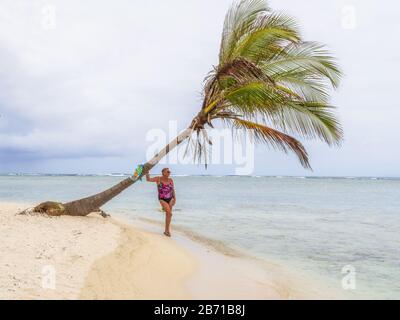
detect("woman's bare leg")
[159,200,172,236]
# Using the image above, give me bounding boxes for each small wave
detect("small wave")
[105,173,129,177]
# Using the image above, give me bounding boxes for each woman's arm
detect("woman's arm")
[146,174,159,183]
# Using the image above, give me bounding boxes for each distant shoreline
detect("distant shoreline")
[1,173,399,180]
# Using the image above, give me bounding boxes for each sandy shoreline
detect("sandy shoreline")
[0,202,339,299]
[79,218,196,299]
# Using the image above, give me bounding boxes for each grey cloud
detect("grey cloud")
[0,0,399,176]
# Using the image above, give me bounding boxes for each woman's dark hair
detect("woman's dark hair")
[162,168,170,174]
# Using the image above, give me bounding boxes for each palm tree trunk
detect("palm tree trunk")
[19,124,197,217]
[61,127,194,216]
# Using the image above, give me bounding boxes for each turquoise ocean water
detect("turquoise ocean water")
[1,174,399,299]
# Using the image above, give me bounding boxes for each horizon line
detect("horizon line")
[1,173,400,179]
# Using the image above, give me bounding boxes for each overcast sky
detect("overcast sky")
[0,0,399,176]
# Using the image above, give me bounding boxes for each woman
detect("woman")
[146,168,176,237]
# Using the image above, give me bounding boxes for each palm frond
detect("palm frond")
[269,101,343,146]
[183,129,212,167]
[231,118,310,168]
[270,68,331,102]
[217,58,265,85]
[231,13,301,63]
[214,80,343,146]
[202,58,266,110]
[263,42,342,89]
[222,81,284,116]
[220,0,271,64]
[198,0,343,171]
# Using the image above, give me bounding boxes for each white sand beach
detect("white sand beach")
[0,202,120,299]
[0,202,339,300]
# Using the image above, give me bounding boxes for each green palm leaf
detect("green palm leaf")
[220,0,271,64]
[264,42,342,89]
[197,0,343,169]
[232,118,310,168]
[231,13,301,63]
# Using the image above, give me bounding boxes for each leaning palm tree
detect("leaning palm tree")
[24,0,342,216]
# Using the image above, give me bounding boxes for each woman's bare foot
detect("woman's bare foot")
[164,231,171,237]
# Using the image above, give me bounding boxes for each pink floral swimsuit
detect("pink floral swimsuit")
[158,179,174,203]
